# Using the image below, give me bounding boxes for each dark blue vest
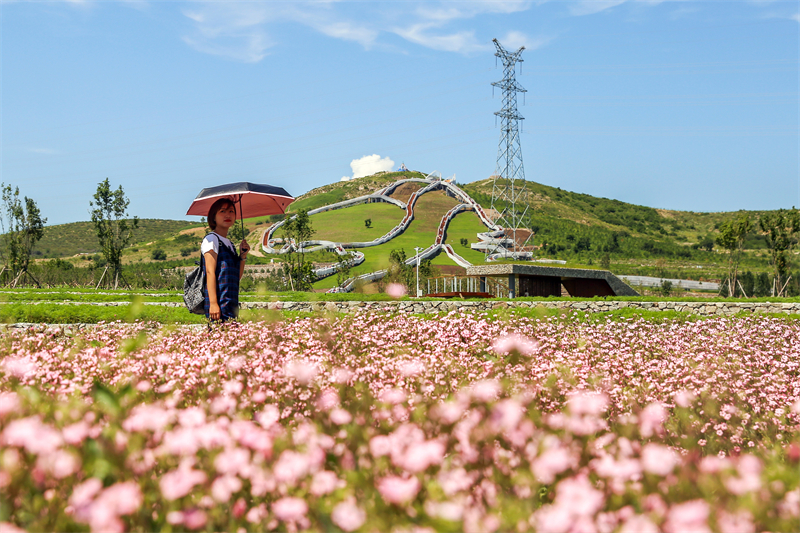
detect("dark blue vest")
[203,235,240,322]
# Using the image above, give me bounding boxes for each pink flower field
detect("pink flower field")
[1,312,799,532]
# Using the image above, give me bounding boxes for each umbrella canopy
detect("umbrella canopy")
[186,182,294,219]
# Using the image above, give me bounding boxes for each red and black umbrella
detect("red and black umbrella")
[186,182,294,233]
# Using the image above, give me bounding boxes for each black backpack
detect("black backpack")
[183,258,206,315]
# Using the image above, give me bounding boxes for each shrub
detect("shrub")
[151,249,167,261]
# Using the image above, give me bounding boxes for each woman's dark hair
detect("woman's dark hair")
[207,199,236,230]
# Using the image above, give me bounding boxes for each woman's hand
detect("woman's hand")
[209,302,221,321]
[240,239,250,258]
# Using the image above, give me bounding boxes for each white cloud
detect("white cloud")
[180,1,542,60]
[394,23,489,54]
[499,30,552,51]
[341,154,395,181]
[792,12,800,23]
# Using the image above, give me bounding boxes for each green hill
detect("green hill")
[22,171,784,289]
[31,219,204,259]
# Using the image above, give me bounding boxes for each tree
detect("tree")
[460,238,469,247]
[386,248,434,294]
[716,213,751,298]
[600,253,611,270]
[281,210,316,291]
[364,219,372,229]
[759,208,800,297]
[335,253,352,289]
[90,178,138,289]
[0,184,47,287]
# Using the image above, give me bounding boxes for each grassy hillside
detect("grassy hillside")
[30,219,204,259]
[21,170,790,293]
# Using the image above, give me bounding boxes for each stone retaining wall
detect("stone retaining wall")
[244,300,800,316]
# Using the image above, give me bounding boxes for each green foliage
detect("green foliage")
[386,248,434,295]
[364,218,372,229]
[150,249,167,261]
[281,210,316,291]
[0,183,47,285]
[659,279,673,297]
[759,208,800,297]
[716,213,752,297]
[90,179,138,288]
[460,237,469,247]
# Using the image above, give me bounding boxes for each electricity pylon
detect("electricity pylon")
[490,38,531,259]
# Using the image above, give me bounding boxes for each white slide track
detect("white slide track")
[262,175,503,291]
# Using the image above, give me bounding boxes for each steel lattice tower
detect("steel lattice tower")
[490,38,531,257]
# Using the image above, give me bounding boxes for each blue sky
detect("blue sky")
[2,0,798,225]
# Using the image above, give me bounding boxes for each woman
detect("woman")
[201,199,250,322]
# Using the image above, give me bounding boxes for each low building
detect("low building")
[466,264,640,298]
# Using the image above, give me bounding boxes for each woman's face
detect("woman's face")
[215,203,236,231]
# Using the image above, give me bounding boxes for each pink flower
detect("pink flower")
[663,500,710,533]
[641,443,678,476]
[62,421,91,445]
[533,504,572,533]
[717,510,755,533]
[639,403,668,438]
[159,467,207,501]
[532,446,576,484]
[272,497,308,522]
[386,283,407,299]
[724,455,762,495]
[370,435,392,457]
[36,449,80,479]
[555,475,604,517]
[178,407,206,428]
[620,514,659,533]
[214,447,250,477]
[379,388,407,405]
[310,471,340,496]
[256,405,280,428]
[673,390,696,408]
[331,500,366,532]
[96,481,143,516]
[69,478,103,510]
[284,360,318,385]
[2,416,63,455]
[567,392,609,416]
[491,333,539,356]
[698,456,730,474]
[330,408,352,425]
[2,356,36,379]
[398,360,424,377]
[790,398,800,415]
[0,392,20,418]
[376,476,420,505]
[273,450,310,484]
[122,404,174,433]
[223,380,243,396]
[316,388,340,410]
[394,440,445,473]
[183,509,208,530]
[471,379,501,402]
[490,399,524,432]
[433,400,466,424]
[211,475,242,502]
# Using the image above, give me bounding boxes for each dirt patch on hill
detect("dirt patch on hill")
[388,182,422,205]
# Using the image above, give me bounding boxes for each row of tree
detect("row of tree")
[717,210,800,298]
[1,179,137,289]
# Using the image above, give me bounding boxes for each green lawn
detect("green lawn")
[278,202,404,243]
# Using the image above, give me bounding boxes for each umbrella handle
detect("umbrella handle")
[238,197,245,242]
